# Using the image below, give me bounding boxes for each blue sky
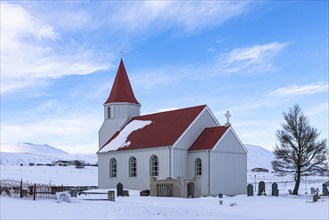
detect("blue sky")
[1,1,328,154]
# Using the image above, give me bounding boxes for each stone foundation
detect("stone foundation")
[150,176,201,198]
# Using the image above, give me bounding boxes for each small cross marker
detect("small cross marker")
[225,110,231,126]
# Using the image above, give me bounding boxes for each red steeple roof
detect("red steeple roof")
[104,59,139,104]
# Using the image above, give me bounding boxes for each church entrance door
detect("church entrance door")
[187,182,194,198]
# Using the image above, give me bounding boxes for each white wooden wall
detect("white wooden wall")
[99,118,128,148]
[99,103,140,148]
[172,108,218,181]
[174,109,218,150]
[105,103,140,119]
[98,147,170,190]
[187,151,209,196]
[210,129,247,195]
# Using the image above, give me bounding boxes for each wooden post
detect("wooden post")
[33,183,36,200]
[20,179,23,198]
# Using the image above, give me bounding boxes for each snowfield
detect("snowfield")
[0,143,328,219]
[1,188,328,219]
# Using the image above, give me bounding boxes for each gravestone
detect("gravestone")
[311,187,316,194]
[322,184,329,196]
[56,191,71,203]
[272,182,279,196]
[70,190,77,197]
[123,190,129,197]
[218,193,223,205]
[247,184,254,196]
[140,189,150,196]
[108,190,115,201]
[257,181,266,196]
[116,183,123,197]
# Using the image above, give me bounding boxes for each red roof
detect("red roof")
[104,59,140,104]
[188,126,229,151]
[99,105,207,152]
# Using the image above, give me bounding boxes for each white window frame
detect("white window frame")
[129,156,137,177]
[150,155,159,176]
[195,158,202,176]
[110,158,117,178]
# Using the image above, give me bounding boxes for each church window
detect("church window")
[195,158,202,176]
[107,107,111,119]
[150,155,158,176]
[129,156,137,177]
[110,158,117,178]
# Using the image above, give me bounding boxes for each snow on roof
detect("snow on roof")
[98,105,206,152]
[99,120,152,153]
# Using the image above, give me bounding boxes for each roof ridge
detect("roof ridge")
[135,105,207,118]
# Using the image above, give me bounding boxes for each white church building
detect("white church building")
[97,59,247,196]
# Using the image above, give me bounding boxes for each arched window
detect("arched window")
[150,155,158,176]
[110,158,117,178]
[129,156,137,177]
[195,158,202,176]
[107,107,111,119]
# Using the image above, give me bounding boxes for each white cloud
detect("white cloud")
[0,3,110,93]
[109,1,252,33]
[306,103,329,116]
[268,82,328,97]
[218,42,290,74]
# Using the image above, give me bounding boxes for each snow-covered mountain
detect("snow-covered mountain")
[245,144,275,171]
[1,142,274,169]
[1,142,69,154]
[0,142,97,165]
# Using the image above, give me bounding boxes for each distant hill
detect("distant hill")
[0,142,97,165]
[245,144,274,172]
[0,142,273,169]
[1,142,69,154]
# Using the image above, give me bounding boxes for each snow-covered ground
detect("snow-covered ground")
[1,143,328,219]
[1,188,328,219]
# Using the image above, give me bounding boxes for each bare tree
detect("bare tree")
[272,104,328,195]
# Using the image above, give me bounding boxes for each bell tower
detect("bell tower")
[99,59,141,148]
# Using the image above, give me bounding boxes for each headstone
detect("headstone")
[108,190,115,201]
[56,191,71,203]
[70,190,77,197]
[123,190,129,197]
[247,184,254,196]
[116,183,123,197]
[257,181,266,196]
[272,182,279,197]
[322,184,329,196]
[140,189,150,196]
[313,194,320,202]
[218,193,223,205]
[311,187,316,194]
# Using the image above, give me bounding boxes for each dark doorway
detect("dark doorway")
[187,182,194,198]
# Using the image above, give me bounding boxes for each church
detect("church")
[97,59,247,196]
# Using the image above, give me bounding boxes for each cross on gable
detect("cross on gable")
[225,110,231,126]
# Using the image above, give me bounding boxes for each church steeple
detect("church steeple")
[105,59,139,104]
[99,59,141,148]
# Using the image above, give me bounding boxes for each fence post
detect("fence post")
[20,179,23,198]
[33,183,36,200]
